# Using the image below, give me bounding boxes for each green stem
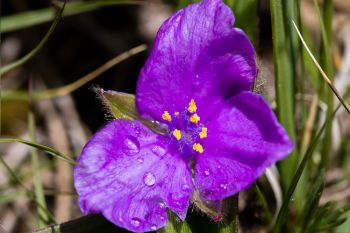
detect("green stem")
[158,211,192,233]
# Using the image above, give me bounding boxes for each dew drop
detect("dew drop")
[152,146,166,158]
[137,157,144,163]
[151,224,157,230]
[169,192,186,208]
[143,172,156,186]
[195,74,199,79]
[130,217,141,227]
[220,183,228,190]
[159,202,166,209]
[182,184,190,191]
[204,169,210,176]
[122,136,140,156]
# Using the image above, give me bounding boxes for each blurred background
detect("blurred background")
[1,0,350,232]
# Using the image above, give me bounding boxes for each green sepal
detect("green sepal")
[96,87,166,134]
[96,87,139,120]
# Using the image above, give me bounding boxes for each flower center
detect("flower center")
[161,99,207,157]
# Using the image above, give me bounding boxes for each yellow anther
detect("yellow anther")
[190,114,200,123]
[199,127,207,139]
[173,129,181,140]
[188,99,197,113]
[162,111,172,121]
[174,112,179,116]
[193,143,204,153]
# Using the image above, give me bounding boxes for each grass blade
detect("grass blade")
[0,138,76,165]
[272,102,342,232]
[0,155,57,224]
[1,1,149,34]
[33,214,124,233]
[0,1,67,75]
[270,0,297,190]
[29,110,49,226]
[254,184,273,223]
[226,0,258,46]
[2,44,147,101]
[292,21,350,114]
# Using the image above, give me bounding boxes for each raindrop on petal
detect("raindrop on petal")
[130,218,141,227]
[143,172,156,187]
[204,169,210,176]
[220,183,228,190]
[159,202,166,209]
[123,136,140,156]
[151,224,157,230]
[169,192,186,209]
[137,157,144,163]
[152,145,166,158]
[182,184,190,191]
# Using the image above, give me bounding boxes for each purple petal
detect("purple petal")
[194,92,293,200]
[136,0,256,122]
[74,120,193,232]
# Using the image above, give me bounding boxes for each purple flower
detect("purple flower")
[74,0,293,232]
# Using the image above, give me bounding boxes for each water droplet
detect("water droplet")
[220,183,228,190]
[137,157,143,163]
[152,146,166,158]
[135,127,141,135]
[159,202,166,209]
[143,172,156,186]
[151,224,157,230]
[204,169,210,176]
[182,184,190,191]
[130,217,141,227]
[169,192,186,208]
[195,74,199,79]
[123,136,140,156]
[160,216,165,221]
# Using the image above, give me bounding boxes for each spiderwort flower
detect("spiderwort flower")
[74,0,293,232]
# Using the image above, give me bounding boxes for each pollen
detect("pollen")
[162,111,172,121]
[188,99,197,113]
[190,114,200,123]
[199,127,207,139]
[173,129,181,140]
[193,143,204,153]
